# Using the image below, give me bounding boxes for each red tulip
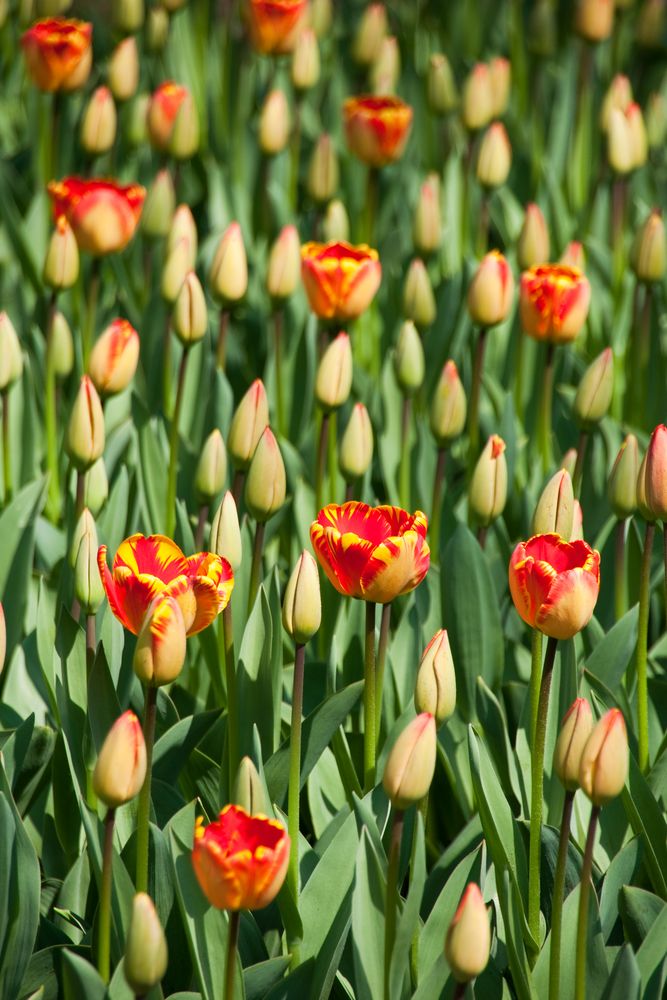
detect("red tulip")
[519,264,590,344]
[343,95,413,167]
[22,17,92,92]
[301,240,381,320]
[247,0,308,54]
[47,177,145,256]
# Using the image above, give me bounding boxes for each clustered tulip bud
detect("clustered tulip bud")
[517,203,550,270]
[382,713,437,809]
[394,320,424,395]
[210,491,242,570]
[632,210,666,283]
[124,893,168,995]
[134,594,187,687]
[310,0,333,36]
[308,134,339,204]
[127,94,150,146]
[573,347,614,428]
[67,375,105,470]
[533,469,574,538]
[323,199,350,242]
[427,53,458,114]
[403,258,436,328]
[70,507,95,568]
[168,204,198,264]
[0,313,23,391]
[228,379,269,470]
[73,512,104,614]
[352,2,387,65]
[84,457,109,514]
[143,170,176,239]
[607,104,647,174]
[476,121,512,188]
[209,222,248,305]
[282,550,321,644]
[233,757,268,814]
[414,630,456,724]
[88,319,140,397]
[469,434,508,527]
[553,697,594,790]
[44,216,79,290]
[467,250,514,327]
[579,708,629,805]
[608,433,638,519]
[489,56,511,117]
[637,0,666,49]
[413,173,442,255]
[93,710,147,808]
[315,332,353,411]
[259,89,290,155]
[444,884,491,982]
[292,28,319,91]
[645,423,667,520]
[646,92,667,149]
[108,37,139,102]
[600,74,633,132]
[267,225,301,301]
[80,86,117,155]
[575,0,614,42]
[196,429,227,502]
[173,271,207,345]
[339,402,374,481]
[147,7,170,50]
[371,35,400,94]
[245,427,286,522]
[461,63,493,131]
[162,238,191,304]
[430,360,466,446]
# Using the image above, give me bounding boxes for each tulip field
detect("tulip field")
[3,0,667,998]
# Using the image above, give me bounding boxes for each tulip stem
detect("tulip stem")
[86,614,96,674]
[548,790,574,1000]
[538,342,556,475]
[431,447,447,561]
[529,628,544,746]
[477,525,488,550]
[162,311,172,417]
[217,309,230,371]
[468,327,487,472]
[476,194,490,258]
[315,411,329,511]
[223,909,240,1000]
[274,310,285,437]
[98,806,115,984]
[614,519,628,622]
[528,634,558,955]
[364,167,379,246]
[136,684,158,894]
[45,292,62,523]
[247,520,266,615]
[328,410,338,504]
[165,347,189,538]
[2,389,11,506]
[398,396,412,509]
[83,259,101,370]
[572,430,588,500]
[636,521,654,773]
[221,601,237,794]
[374,603,392,740]
[611,178,627,292]
[231,469,244,507]
[574,806,600,1000]
[363,601,377,792]
[383,809,405,1000]
[287,642,305,907]
[453,985,466,1000]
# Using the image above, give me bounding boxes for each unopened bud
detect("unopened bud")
[427,53,458,114]
[371,36,400,94]
[517,203,550,270]
[80,86,117,155]
[245,427,286,522]
[173,271,207,345]
[382,713,437,809]
[310,0,332,36]
[170,90,200,159]
[114,0,144,33]
[561,449,578,479]
[209,222,248,304]
[353,2,387,65]
[69,507,95,568]
[134,594,187,686]
[126,94,150,146]
[632,210,665,283]
[469,434,507,527]
[267,225,301,301]
[608,433,638,519]
[575,0,615,41]
[146,6,170,50]
[168,204,198,264]
[142,170,176,239]
[636,450,654,521]
[51,310,74,377]
[44,216,79,290]
[67,375,105,470]
[210,491,242,570]
[339,402,374,481]
[430,360,466,446]
[233,757,268,814]
[282,550,321,644]
[315,331,353,410]
[413,173,441,255]
[489,57,511,117]
[196,429,227,502]
[161,237,191,304]
[645,423,667,520]
[147,82,186,151]
[83,457,109,515]
[323,199,350,242]
[533,469,574,538]
[307,134,339,204]
[528,0,557,56]
[445,884,491,982]
[124,893,168,995]
[600,74,633,132]
[579,708,629,805]
[292,28,319,91]
[93,710,147,808]
[608,104,647,174]
[636,0,665,48]
[476,121,512,188]
[467,250,514,326]
[394,320,424,395]
[0,313,22,391]
[573,347,614,427]
[403,258,436,328]
[414,629,456,724]
[228,379,269,470]
[461,63,493,131]
[571,499,584,540]
[88,318,140,396]
[74,514,104,614]
[560,241,586,270]
[554,697,593,790]
[646,92,667,149]
[259,89,290,155]
[108,37,139,102]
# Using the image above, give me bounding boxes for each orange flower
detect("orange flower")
[519,264,591,344]
[508,533,600,640]
[310,501,430,604]
[343,95,413,167]
[192,805,290,910]
[22,17,92,92]
[98,533,234,636]
[301,240,381,320]
[147,81,188,150]
[47,177,145,256]
[247,0,308,54]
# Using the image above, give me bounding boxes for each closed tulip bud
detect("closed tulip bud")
[600,74,633,132]
[126,94,150,146]
[44,215,79,290]
[170,91,200,159]
[636,0,666,48]
[414,629,456,724]
[307,134,339,204]
[292,28,319,91]
[259,89,290,155]
[108,37,139,102]
[608,106,641,174]
[445,884,491,982]
[210,491,242,570]
[93,710,147,808]
[67,375,105,470]
[323,199,350,242]
[245,427,286,522]
[608,433,638,519]
[228,379,269,469]
[476,122,511,188]
[627,103,648,169]
[196,429,227,502]
[469,434,507,527]
[467,250,514,326]
[353,3,387,65]
[636,450,653,521]
[371,35,400,94]
[339,402,373,481]
[233,757,268,814]
[579,708,629,805]
[413,173,441,255]
[124,893,168,995]
[462,63,493,131]
[69,507,96,568]
[51,310,74,377]
[403,258,436,328]
[575,0,614,41]
[0,313,22,391]
[517,203,550,270]
[571,499,584,540]
[114,0,144,33]
[209,222,248,305]
[0,603,5,676]
[162,237,191,304]
[168,204,198,265]
[533,469,574,538]
[315,331,353,410]
[573,348,614,428]
[632,210,665,283]
[430,360,466,446]
[553,697,594,790]
[142,170,176,239]
[646,92,667,149]
[383,713,437,809]
[310,0,332,35]
[88,318,140,396]
[489,57,511,117]
[394,320,424,395]
[645,423,667,520]
[147,7,170,51]
[83,456,109,514]
[267,224,301,301]
[282,550,321,643]
[134,593,187,686]
[74,516,104,614]
[560,241,586,270]
[561,448,578,478]
[427,53,458,114]
[173,271,207,345]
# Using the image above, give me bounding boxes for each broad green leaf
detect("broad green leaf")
[61,950,106,1000]
[351,827,385,1000]
[585,606,639,690]
[299,809,358,963]
[604,944,641,1000]
[619,887,666,949]
[635,905,667,990]
[621,755,667,899]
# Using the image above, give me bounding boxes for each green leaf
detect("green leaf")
[419,844,483,979]
[351,827,386,1000]
[60,950,106,1000]
[152,709,222,783]
[585,606,639,690]
[604,945,641,1000]
[621,755,667,899]
[0,477,47,657]
[599,837,641,941]
[635,904,667,991]
[299,809,358,964]
[244,957,291,1000]
[619,887,666,950]
[389,812,425,998]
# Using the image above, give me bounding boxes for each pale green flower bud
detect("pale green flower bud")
[0,312,23,390]
[67,375,105,471]
[476,122,511,188]
[430,360,466,446]
[74,514,105,614]
[80,86,117,155]
[339,402,373,481]
[209,222,248,305]
[210,491,242,571]
[394,320,424,395]
[108,37,139,102]
[307,134,339,204]
[245,427,286,522]
[228,379,269,470]
[382,713,437,809]
[631,210,665,283]
[43,216,79,290]
[143,169,176,239]
[553,697,593,791]
[608,433,638,519]
[403,258,436,328]
[532,469,574,538]
[414,629,456,724]
[51,310,74,376]
[173,271,207,345]
[323,199,350,242]
[573,348,614,427]
[124,893,168,995]
[233,756,268,814]
[83,456,109,516]
[195,429,227,502]
[315,332,353,411]
[469,434,507,527]
[282,550,321,644]
[427,53,458,114]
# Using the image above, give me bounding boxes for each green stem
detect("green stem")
[274,309,285,437]
[2,389,11,505]
[538,342,556,475]
[528,635,558,953]
[572,430,588,500]
[162,311,172,417]
[374,603,392,739]
[611,178,627,292]
[514,326,525,425]
[399,396,411,510]
[409,793,429,986]
[86,614,96,674]
[221,601,237,794]
[165,347,189,538]
[287,643,305,905]
[636,521,654,773]
[98,807,115,983]
[45,293,61,522]
[364,167,379,245]
[430,447,447,561]
[468,327,487,471]
[453,982,466,1000]
[217,309,230,371]
[548,791,574,1000]
[363,601,377,793]
[315,411,328,511]
[290,99,302,211]
[328,410,337,504]
[529,629,544,746]
[83,259,101,370]
[247,520,266,615]
[614,519,628,622]
[383,809,405,1000]
[476,193,490,258]
[223,909,241,1000]
[135,684,158,894]
[574,807,600,1000]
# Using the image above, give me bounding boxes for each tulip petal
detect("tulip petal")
[360,529,430,603]
[114,533,189,580]
[98,544,133,631]
[536,565,600,639]
[310,521,374,598]
[111,566,167,635]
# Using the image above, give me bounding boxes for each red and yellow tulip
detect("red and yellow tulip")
[47,177,145,256]
[21,17,92,92]
[147,81,189,150]
[247,0,308,54]
[343,95,413,167]
[301,240,381,321]
[519,264,591,344]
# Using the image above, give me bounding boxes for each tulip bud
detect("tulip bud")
[573,348,614,428]
[636,0,665,48]
[228,379,269,470]
[575,0,614,41]
[382,713,437,809]
[93,710,147,808]
[323,199,350,242]
[600,74,633,132]
[309,0,332,35]
[196,429,227,502]
[517,203,550,270]
[427,53,458,114]
[467,250,514,327]
[259,89,290,155]
[0,313,22,391]
[444,884,491,982]
[413,173,441,255]
[430,360,467,446]
[210,491,242,570]
[108,37,139,102]
[267,224,301,301]
[608,104,647,174]
[627,103,648,169]
[245,427,286,522]
[67,375,105,470]
[43,216,79,290]
[161,237,191,304]
[73,514,104,614]
[0,603,5,676]
[80,86,117,155]
[469,434,507,527]
[124,893,168,995]
[579,708,629,805]
[307,134,340,204]
[560,241,586,270]
[233,757,268,814]
[209,222,248,305]
[403,258,436,328]
[146,6,170,51]
[608,433,639,519]
[461,63,493,131]
[142,170,176,239]
[632,210,665,283]
[489,57,511,117]
[414,629,456,724]
[124,93,149,146]
[83,456,109,515]
[50,309,74,377]
[292,28,319,91]
[114,0,144,33]
[69,506,95,568]
[645,423,667,520]
[168,205,198,264]
[371,35,400,94]
[173,271,207,345]
[339,402,374,481]
[88,318,140,397]
[476,121,512,188]
[353,2,387,65]
[170,91,200,159]
[636,450,654,521]
[282,550,321,644]
[394,320,424,395]
[134,594,187,686]
[571,499,584,540]
[554,697,594,791]
[646,92,667,149]
[533,469,574,538]
[315,331,353,411]
[561,449,577,478]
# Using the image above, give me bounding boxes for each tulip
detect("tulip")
[209,222,248,305]
[323,200,350,242]
[173,271,207,345]
[608,104,647,174]
[161,238,191,304]
[146,7,170,51]
[47,178,145,256]
[467,250,514,327]
[266,224,301,301]
[370,35,400,94]
[574,0,614,41]
[70,507,95,568]
[247,0,307,54]
[83,456,108,515]
[339,402,374,483]
[22,17,92,92]
[427,53,458,114]
[579,708,629,805]
[124,894,168,995]
[476,122,511,188]
[573,347,614,429]
[645,424,667,520]
[608,433,639,519]
[301,241,381,321]
[88,319,140,397]
[382,713,437,809]
[414,629,456,724]
[233,757,268,814]
[636,451,653,522]
[394,320,424,395]
[310,0,332,36]
[168,204,198,265]
[50,310,74,377]
[127,94,150,146]
[315,332,353,411]
[43,216,79,290]
[195,429,227,503]
[210,491,243,571]
[413,173,442,255]
[80,86,117,155]
[307,134,339,204]
[532,469,574,539]
[245,427,286,523]
[142,170,176,240]
[134,593,187,687]
[489,56,511,117]
[560,241,586,270]
[282,550,322,644]
[600,74,633,132]
[445,884,491,982]
[632,210,666,283]
[228,379,270,471]
[67,375,105,471]
[343,95,413,168]
[469,434,508,529]
[352,3,387,65]
[291,28,319,91]
[147,81,188,151]
[73,513,104,615]
[646,92,667,148]
[517,203,550,270]
[430,360,467,446]
[0,313,23,391]
[259,89,290,155]
[113,0,144,32]
[519,264,590,344]
[461,63,493,131]
[93,710,147,808]
[108,37,139,102]
[636,0,666,48]
[403,258,436,328]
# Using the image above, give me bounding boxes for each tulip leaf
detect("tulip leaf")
[61,949,107,1000]
[619,887,666,949]
[635,905,667,991]
[244,957,291,1000]
[351,826,386,1000]
[599,837,642,941]
[419,844,483,979]
[152,709,222,783]
[0,477,46,658]
[621,756,667,900]
[604,944,642,1000]
[585,605,639,690]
